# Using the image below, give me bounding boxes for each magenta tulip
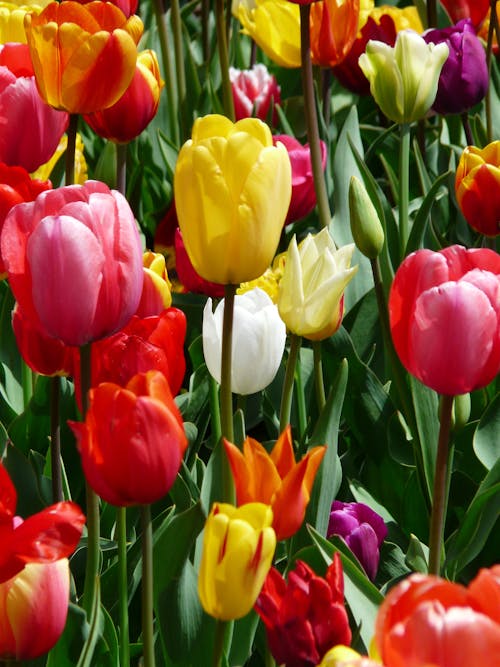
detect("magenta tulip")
[389,245,500,395]
[1,181,144,346]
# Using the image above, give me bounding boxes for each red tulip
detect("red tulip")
[389,245,500,395]
[1,181,144,346]
[71,370,188,506]
[439,0,490,29]
[229,64,281,125]
[73,0,138,18]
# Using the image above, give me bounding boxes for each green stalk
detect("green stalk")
[313,341,326,413]
[279,334,302,432]
[141,504,155,667]
[486,0,497,143]
[294,349,307,440]
[21,360,33,409]
[215,0,235,120]
[428,394,454,575]
[212,620,227,667]
[65,114,78,186]
[398,123,410,259]
[50,376,63,503]
[426,0,437,28]
[171,0,188,141]
[117,507,130,667]
[220,284,236,503]
[152,0,179,146]
[116,142,128,196]
[264,647,276,667]
[209,374,222,449]
[201,0,210,65]
[299,4,331,230]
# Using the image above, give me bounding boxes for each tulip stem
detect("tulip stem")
[65,114,78,186]
[428,393,454,575]
[398,123,410,259]
[486,0,499,143]
[294,352,307,440]
[50,376,63,503]
[299,3,331,230]
[21,360,33,409]
[426,0,437,28]
[201,0,210,64]
[280,334,302,432]
[141,504,155,667]
[117,506,130,667]
[212,620,227,667]
[313,341,326,413]
[116,142,128,196]
[220,284,236,503]
[171,0,188,142]
[209,375,222,449]
[152,0,179,146]
[215,0,235,120]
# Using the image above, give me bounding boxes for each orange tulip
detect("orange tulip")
[223,426,325,540]
[24,1,143,113]
[310,0,360,68]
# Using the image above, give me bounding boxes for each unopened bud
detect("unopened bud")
[349,176,384,259]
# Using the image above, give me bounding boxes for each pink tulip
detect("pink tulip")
[389,245,500,395]
[1,180,144,346]
[230,64,281,125]
[0,43,68,172]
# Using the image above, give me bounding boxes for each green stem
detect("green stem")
[116,142,128,196]
[398,123,410,259]
[299,3,331,230]
[486,0,497,144]
[171,0,188,141]
[428,394,454,575]
[152,0,179,146]
[294,350,307,440]
[313,341,326,413]
[279,334,302,432]
[264,647,276,667]
[65,114,78,186]
[141,504,155,667]
[117,507,130,667]
[215,0,235,120]
[50,375,63,503]
[321,68,332,127]
[201,0,210,64]
[21,360,33,410]
[209,374,222,449]
[220,284,236,502]
[426,0,437,28]
[212,620,227,667]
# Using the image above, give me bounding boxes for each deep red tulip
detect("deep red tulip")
[1,181,144,346]
[439,0,490,29]
[175,228,225,297]
[389,245,500,395]
[230,64,281,125]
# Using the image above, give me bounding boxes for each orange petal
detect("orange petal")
[269,425,295,478]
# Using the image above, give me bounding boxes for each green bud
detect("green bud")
[451,393,471,432]
[348,176,385,259]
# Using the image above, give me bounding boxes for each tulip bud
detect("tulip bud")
[450,393,471,432]
[135,251,172,317]
[229,63,281,125]
[348,176,384,259]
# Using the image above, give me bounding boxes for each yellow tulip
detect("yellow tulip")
[198,502,276,621]
[277,228,358,341]
[0,0,49,43]
[174,114,292,285]
[317,645,380,666]
[369,4,423,33]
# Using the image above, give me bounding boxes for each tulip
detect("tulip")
[70,370,188,506]
[174,228,225,297]
[348,175,384,259]
[84,49,163,143]
[310,0,360,68]
[317,645,381,667]
[32,131,88,184]
[135,251,172,318]
[174,115,292,285]
[388,244,500,395]
[198,502,276,621]
[274,134,327,225]
[237,252,286,304]
[203,287,286,395]
[255,554,352,667]
[237,0,301,68]
[24,0,143,114]
[0,43,69,172]
[440,0,490,29]
[1,180,144,346]
[0,0,49,43]
[73,0,138,18]
[374,568,500,667]
[358,30,449,124]
[0,462,85,583]
[230,63,281,125]
[455,141,500,236]
[327,500,387,580]
[0,559,70,660]
[277,229,358,341]
[224,426,326,539]
[423,19,488,115]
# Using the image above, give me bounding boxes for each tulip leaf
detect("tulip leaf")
[473,392,500,470]
[405,169,452,255]
[76,581,103,667]
[409,375,440,502]
[47,603,92,667]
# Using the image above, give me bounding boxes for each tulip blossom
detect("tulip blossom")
[273,134,327,225]
[174,228,225,297]
[224,426,325,540]
[440,0,490,29]
[255,555,351,667]
[389,245,500,395]
[230,63,281,125]
[455,141,500,236]
[71,370,188,506]
[310,0,360,68]
[374,568,500,667]
[73,0,138,18]
[135,251,172,318]
[1,180,144,347]
[358,30,449,125]
[32,131,88,184]
[0,462,85,583]
[0,43,68,172]
[174,115,292,285]
[0,559,70,660]
[0,0,50,43]
[84,49,163,143]
[278,229,358,341]
[24,0,143,113]
[198,502,276,621]
[317,645,380,667]
[327,500,387,580]
[203,288,286,396]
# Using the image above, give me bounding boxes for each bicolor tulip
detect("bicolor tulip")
[203,288,286,396]
[174,115,292,284]
[389,245,500,395]
[135,251,172,318]
[237,0,301,68]
[273,134,327,225]
[24,0,143,113]
[310,0,360,68]
[374,568,500,667]
[73,0,138,17]
[0,43,69,172]
[277,229,358,341]
[1,180,144,346]
[174,228,225,297]
[84,49,163,142]
[0,462,85,583]
[328,500,387,580]
[0,559,70,660]
[224,426,325,540]
[423,19,488,115]
[358,30,449,124]
[32,131,88,184]
[455,141,500,236]
[255,555,351,667]
[230,63,281,125]
[317,645,380,667]
[440,0,490,29]
[198,502,276,621]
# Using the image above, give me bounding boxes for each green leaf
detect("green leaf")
[405,169,452,254]
[76,581,104,667]
[410,375,439,502]
[473,392,500,470]
[46,603,91,667]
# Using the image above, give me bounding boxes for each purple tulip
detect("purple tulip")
[328,501,387,580]
[423,19,488,115]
